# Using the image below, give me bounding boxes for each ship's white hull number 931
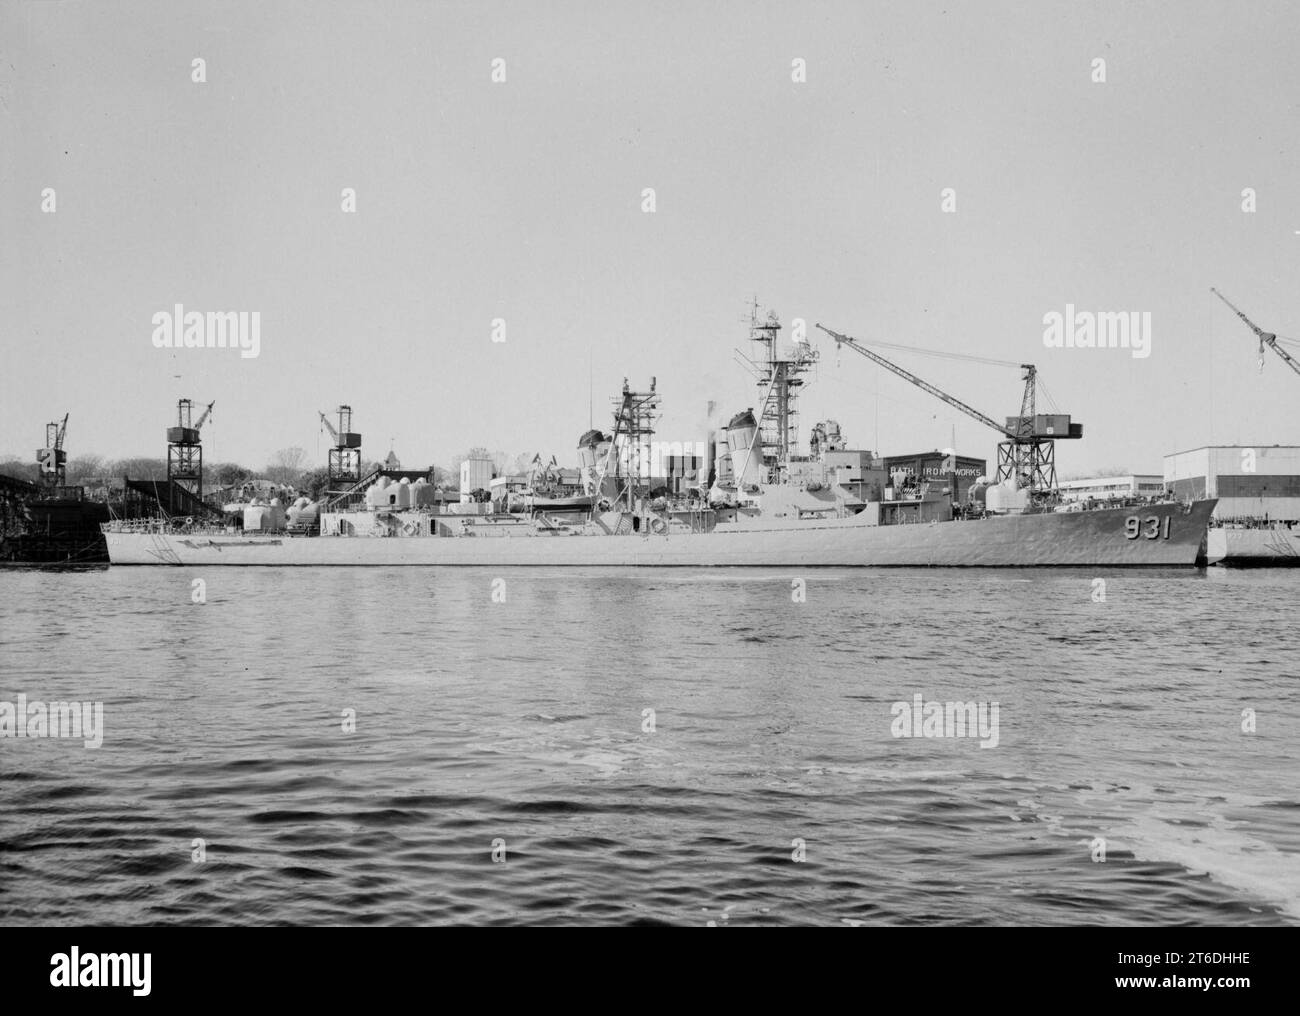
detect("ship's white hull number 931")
[1124,515,1171,540]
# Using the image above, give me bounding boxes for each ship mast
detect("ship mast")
[735,301,819,483]
[603,377,660,511]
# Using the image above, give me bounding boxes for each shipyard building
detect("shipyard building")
[881,450,987,502]
[1057,474,1165,502]
[1164,445,1300,523]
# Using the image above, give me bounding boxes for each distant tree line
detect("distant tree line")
[0,445,545,498]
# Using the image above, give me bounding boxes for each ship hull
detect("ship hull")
[2,498,110,565]
[105,500,1216,567]
[1206,525,1300,566]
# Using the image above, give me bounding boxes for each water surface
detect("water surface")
[1,566,1296,926]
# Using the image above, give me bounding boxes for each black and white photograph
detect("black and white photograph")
[0,0,1294,988]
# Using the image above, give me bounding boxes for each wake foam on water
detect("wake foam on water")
[1113,813,1300,919]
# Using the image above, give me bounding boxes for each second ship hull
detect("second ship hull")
[1206,525,1300,566]
[106,499,1216,567]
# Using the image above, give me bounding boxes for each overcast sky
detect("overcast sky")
[2,0,1297,477]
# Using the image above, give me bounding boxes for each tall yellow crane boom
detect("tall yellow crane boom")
[1210,288,1300,378]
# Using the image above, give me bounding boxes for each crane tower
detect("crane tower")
[319,405,363,496]
[36,413,69,489]
[816,324,1082,500]
[166,398,213,513]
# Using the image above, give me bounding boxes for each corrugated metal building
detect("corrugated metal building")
[1164,445,1300,522]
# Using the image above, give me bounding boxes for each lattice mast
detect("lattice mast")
[740,300,819,484]
[607,377,661,510]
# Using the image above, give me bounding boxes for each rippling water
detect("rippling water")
[1,566,1297,926]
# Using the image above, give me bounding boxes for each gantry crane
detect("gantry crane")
[166,399,214,512]
[36,413,69,488]
[815,324,1082,497]
[1210,288,1300,379]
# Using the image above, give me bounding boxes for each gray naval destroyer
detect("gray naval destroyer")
[104,311,1216,567]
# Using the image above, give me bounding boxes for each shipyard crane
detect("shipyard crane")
[1210,288,1300,379]
[815,323,1082,497]
[319,405,364,501]
[165,398,214,514]
[36,413,70,488]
